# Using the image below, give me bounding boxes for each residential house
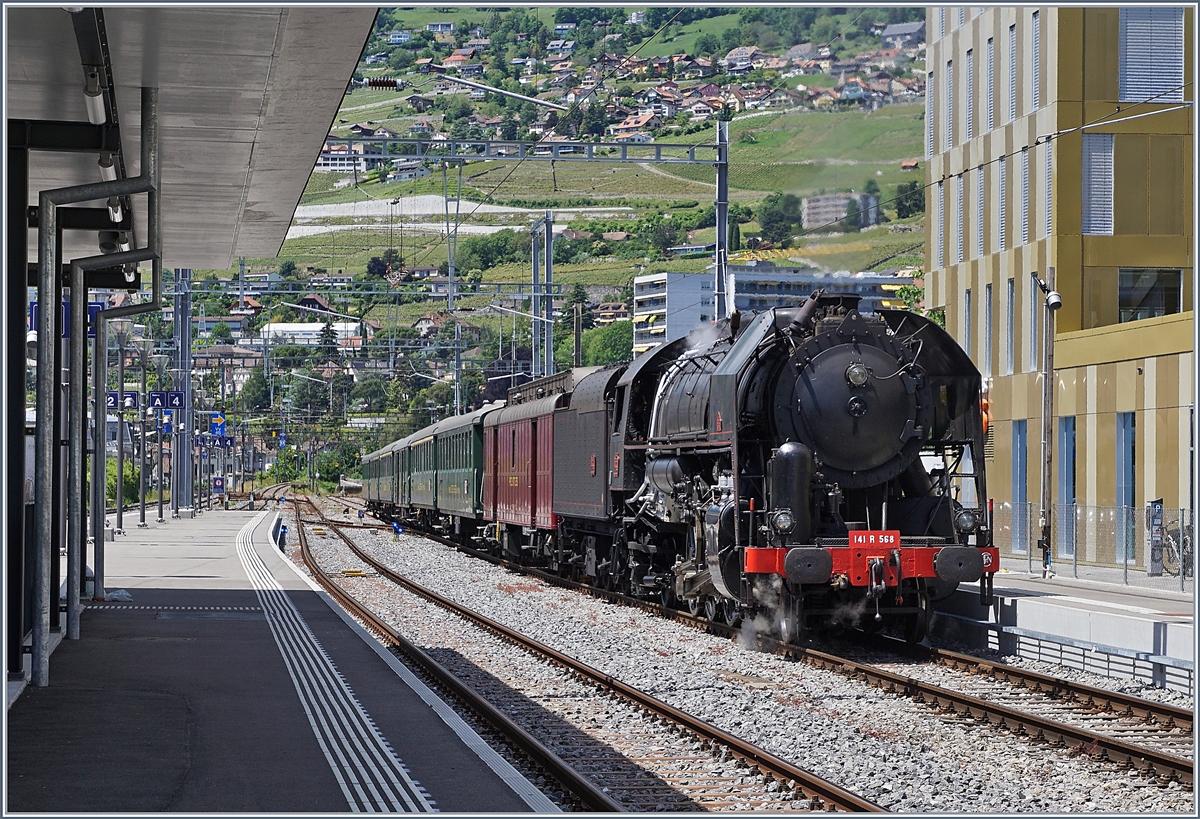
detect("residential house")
[880,21,924,49]
[559,228,593,241]
[441,53,471,70]
[675,57,714,79]
[314,139,384,173]
[465,37,490,49]
[388,30,412,45]
[390,160,431,182]
[627,11,645,25]
[593,302,630,326]
[601,231,631,242]
[608,113,661,137]
[784,42,813,62]
[467,25,486,39]
[461,63,485,79]
[687,99,718,120]
[801,191,879,230]
[763,57,790,72]
[298,293,333,313]
[722,46,764,65]
[426,21,454,34]
[614,130,653,144]
[553,22,576,35]
[547,40,576,57]
[408,119,435,136]
[406,94,432,112]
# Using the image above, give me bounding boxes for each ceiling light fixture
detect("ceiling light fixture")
[117,231,131,252]
[98,230,119,254]
[98,151,116,182]
[83,66,106,125]
[107,197,123,223]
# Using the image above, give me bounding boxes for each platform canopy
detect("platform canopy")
[7,5,376,268]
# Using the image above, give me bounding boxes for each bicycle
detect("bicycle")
[1161,520,1193,578]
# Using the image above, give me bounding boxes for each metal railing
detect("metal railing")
[992,501,1193,593]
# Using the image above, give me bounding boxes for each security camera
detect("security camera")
[1046,290,1062,311]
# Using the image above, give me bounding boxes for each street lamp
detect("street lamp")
[152,354,170,522]
[195,389,209,509]
[1032,269,1062,579]
[133,338,154,528]
[110,317,134,534]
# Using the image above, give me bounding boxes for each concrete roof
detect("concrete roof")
[7,6,375,268]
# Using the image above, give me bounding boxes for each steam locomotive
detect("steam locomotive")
[364,292,997,642]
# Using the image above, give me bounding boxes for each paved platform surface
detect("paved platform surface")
[934,556,1195,693]
[6,510,554,813]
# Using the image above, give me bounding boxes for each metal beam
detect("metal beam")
[323,136,720,165]
[27,206,129,231]
[7,119,121,153]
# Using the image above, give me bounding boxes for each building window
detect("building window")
[1118,269,1183,323]
[1057,416,1077,558]
[945,59,954,149]
[1012,419,1028,554]
[965,49,974,141]
[1005,277,1014,375]
[976,165,984,257]
[998,156,1007,251]
[926,70,935,158]
[958,7,965,27]
[1119,7,1184,103]
[983,282,993,377]
[963,288,973,357]
[1020,147,1029,246]
[1028,274,1039,372]
[1044,140,1053,237]
[939,7,945,39]
[936,181,945,268]
[1007,24,1017,122]
[986,37,995,131]
[1081,133,1114,235]
[1116,412,1137,562]
[1031,11,1041,110]
[956,174,964,263]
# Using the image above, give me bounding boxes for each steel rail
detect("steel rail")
[310,502,883,812]
[292,501,623,813]
[789,644,1193,786]
[920,644,1194,733]
[366,512,1194,787]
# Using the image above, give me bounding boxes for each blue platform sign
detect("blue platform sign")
[213,476,225,493]
[162,409,173,434]
[166,391,184,409]
[122,391,139,410]
[222,435,235,449]
[29,301,106,338]
[105,391,119,410]
[279,433,287,447]
[148,390,167,409]
[209,413,226,436]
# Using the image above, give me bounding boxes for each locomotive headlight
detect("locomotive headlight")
[954,509,978,533]
[845,362,870,387]
[771,509,796,534]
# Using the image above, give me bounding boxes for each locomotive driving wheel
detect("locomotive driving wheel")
[686,597,702,616]
[776,591,803,645]
[721,598,742,627]
[703,595,720,622]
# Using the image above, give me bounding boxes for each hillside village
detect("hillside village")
[329,9,927,157]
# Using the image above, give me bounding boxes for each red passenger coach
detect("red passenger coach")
[483,395,563,553]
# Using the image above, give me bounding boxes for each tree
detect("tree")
[694,32,721,56]
[863,178,881,196]
[844,198,862,232]
[895,180,925,219]
[240,366,270,411]
[729,221,741,251]
[278,260,299,279]
[318,320,339,361]
[758,191,802,243]
[584,320,633,365]
[210,321,233,344]
[350,375,388,413]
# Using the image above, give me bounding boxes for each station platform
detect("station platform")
[933,557,1195,694]
[6,509,556,813]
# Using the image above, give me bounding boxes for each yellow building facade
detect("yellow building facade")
[925,7,1194,565]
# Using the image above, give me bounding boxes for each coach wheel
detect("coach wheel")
[904,591,930,644]
[703,595,720,622]
[686,597,702,616]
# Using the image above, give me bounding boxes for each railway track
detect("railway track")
[357,505,1194,788]
[296,498,883,812]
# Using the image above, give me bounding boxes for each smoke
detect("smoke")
[684,320,726,352]
[735,575,783,648]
